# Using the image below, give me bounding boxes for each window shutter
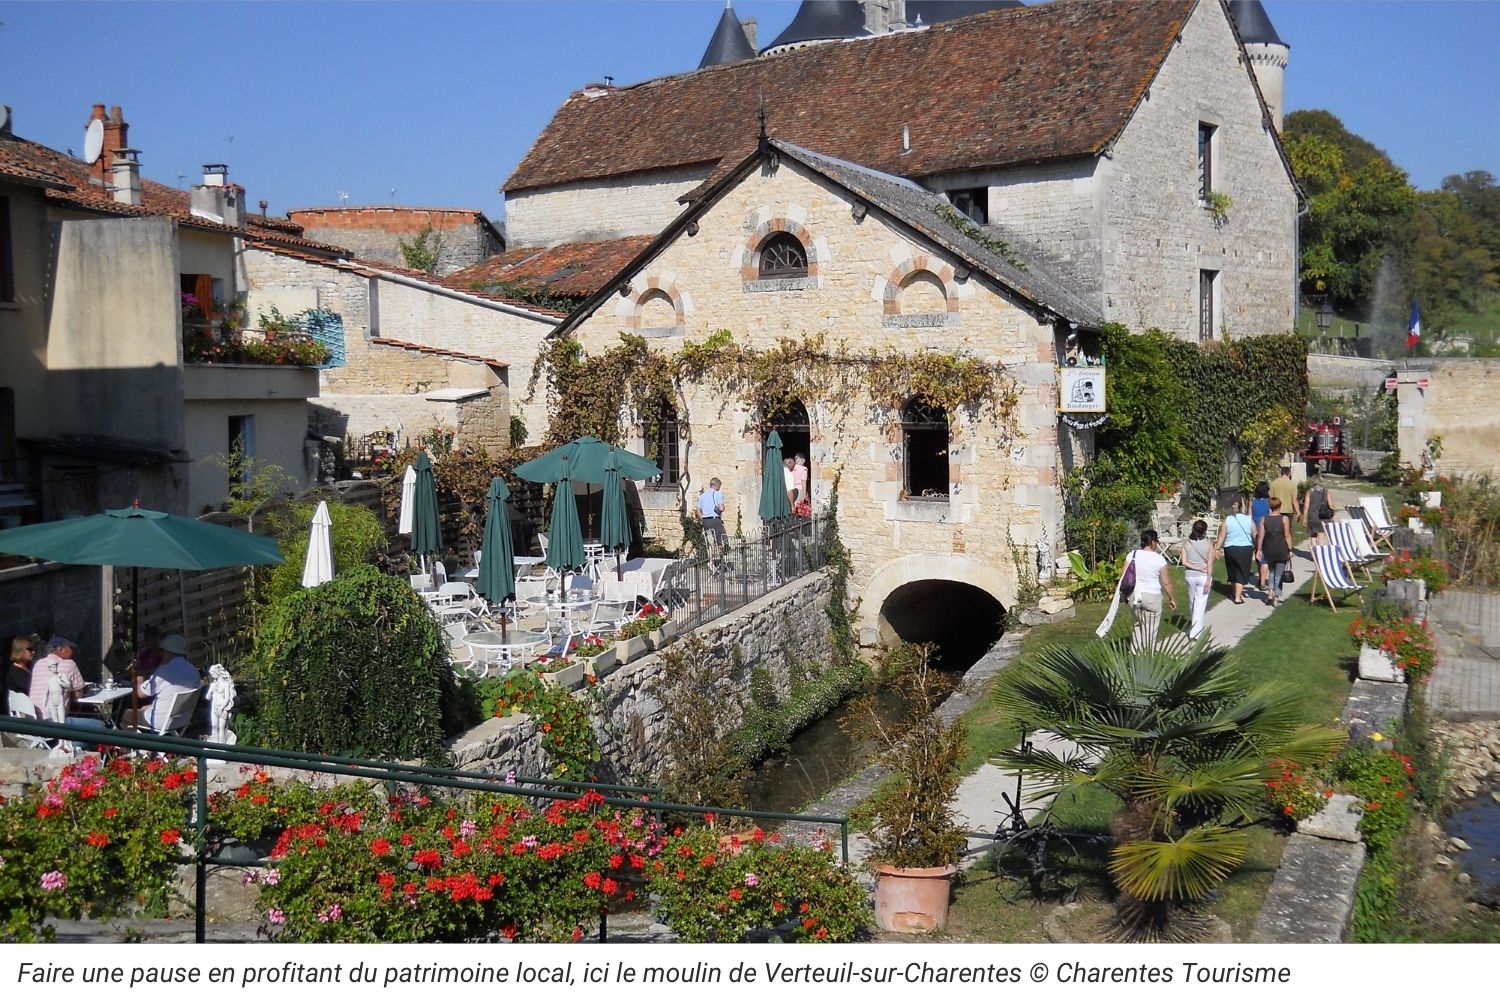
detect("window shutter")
[195,274,215,322]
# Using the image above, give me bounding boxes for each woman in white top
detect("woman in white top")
[1123,530,1177,652]
[1179,519,1214,640]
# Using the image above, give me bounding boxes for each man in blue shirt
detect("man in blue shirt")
[698,478,727,547]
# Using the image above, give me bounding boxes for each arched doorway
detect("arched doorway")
[765,399,810,500]
[878,579,1005,670]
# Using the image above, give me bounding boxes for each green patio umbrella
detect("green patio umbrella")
[514,435,660,484]
[759,430,792,523]
[546,458,585,575]
[599,449,632,580]
[0,502,285,716]
[474,477,516,605]
[411,451,443,570]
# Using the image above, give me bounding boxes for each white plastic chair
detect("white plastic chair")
[588,601,633,635]
[1308,543,1361,611]
[432,561,449,587]
[602,569,653,607]
[6,690,51,749]
[409,573,433,591]
[435,581,486,619]
[140,687,201,737]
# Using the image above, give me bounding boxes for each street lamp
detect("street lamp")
[1315,295,1335,334]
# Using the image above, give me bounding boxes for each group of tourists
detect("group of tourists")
[1110,466,1336,651]
[6,627,201,732]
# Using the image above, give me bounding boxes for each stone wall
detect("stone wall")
[503,164,712,247]
[242,248,551,448]
[1099,0,1297,337]
[450,570,836,782]
[1308,353,1392,397]
[1394,359,1500,477]
[286,207,503,276]
[567,158,1058,640]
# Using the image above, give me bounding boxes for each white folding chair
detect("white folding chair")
[6,690,52,749]
[1358,496,1397,552]
[434,581,486,620]
[140,687,201,737]
[409,573,433,591]
[1308,543,1361,611]
[588,601,633,635]
[601,569,653,608]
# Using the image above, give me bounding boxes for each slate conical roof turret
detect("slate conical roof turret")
[700,1,757,68]
[1228,0,1286,46]
[764,0,869,53]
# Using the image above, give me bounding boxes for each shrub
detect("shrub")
[259,788,663,942]
[254,564,466,761]
[0,756,196,941]
[652,635,746,809]
[473,670,600,780]
[1382,550,1449,595]
[261,500,387,611]
[647,826,868,942]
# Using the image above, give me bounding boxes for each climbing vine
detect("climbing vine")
[529,329,1019,450]
[932,203,1028,271]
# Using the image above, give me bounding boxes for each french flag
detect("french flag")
[1406,301,1421,351]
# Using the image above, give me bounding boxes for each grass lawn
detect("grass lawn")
[943,556,1359,940]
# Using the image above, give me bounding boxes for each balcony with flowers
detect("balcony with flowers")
[181,296,339,369]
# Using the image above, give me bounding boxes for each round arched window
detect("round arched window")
[758,233,808,279]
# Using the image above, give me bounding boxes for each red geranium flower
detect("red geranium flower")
[370,838,391,856]
[160,829,181,845]
[86,831,109,848]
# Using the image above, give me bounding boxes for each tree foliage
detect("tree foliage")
[993,635,1344,939]
[260,500,387,610]
[255,564,467,761]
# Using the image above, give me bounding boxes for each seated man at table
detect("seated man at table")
[124,633,200,732]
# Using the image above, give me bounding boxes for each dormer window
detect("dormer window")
[758,233,808,279]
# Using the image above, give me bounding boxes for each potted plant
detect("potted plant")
[535,653,586,690]
[849,644,966,933]
[617,604,669,660]
[1349,607,1438,685]
[573,633,618,680]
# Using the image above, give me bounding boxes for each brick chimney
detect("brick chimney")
[87,104,129,185]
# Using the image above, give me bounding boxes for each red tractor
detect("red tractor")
[1301,417,1352,474]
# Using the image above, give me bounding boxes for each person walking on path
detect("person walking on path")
[1124,530,1177,652]
[1269,466,1300,522]
[1251,481,1271,592]
[1215,499,1257,605]
[1255,497,1295,606]
[1180,519,1214,639]
[1304,473,1334,544]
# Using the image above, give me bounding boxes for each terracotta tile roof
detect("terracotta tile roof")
[505,0,1194,193]
[249,241,567,320]
[447,236,656,298]
[370,337,507,369]
[1,131,347,254]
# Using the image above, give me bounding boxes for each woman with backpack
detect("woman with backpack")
[1214,498,1257,605]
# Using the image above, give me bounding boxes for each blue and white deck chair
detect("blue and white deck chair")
[1308,543,1361,611]
[1325,519,1380,582]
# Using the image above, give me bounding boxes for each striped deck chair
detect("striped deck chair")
[1358,496,1397,552]
[1308,543,1361,610]
[1324,520,1380,582]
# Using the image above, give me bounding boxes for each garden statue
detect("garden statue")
[207,663,237,745]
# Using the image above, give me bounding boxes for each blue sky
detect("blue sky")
[1,1,1496,223]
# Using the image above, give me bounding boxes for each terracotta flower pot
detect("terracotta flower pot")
[872,863,958,933]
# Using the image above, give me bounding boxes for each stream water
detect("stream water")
[740,667,963,815]
[1444,780,1500,906]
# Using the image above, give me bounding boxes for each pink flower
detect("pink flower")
[459,820,478,838]
[259,870,280,886]
[266,908,286,926]
[45,794,63,809]
[744,872,759,887]
[317,904,342,923]
[40,871,67,892]
[522,835,539,848]
[505,770,517,784]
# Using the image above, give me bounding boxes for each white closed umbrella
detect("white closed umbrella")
[301,500,335,588]
[398,464,417,535]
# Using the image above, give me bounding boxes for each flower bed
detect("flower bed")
[0,756,197,941]
[1381,550,1448,596]
[1263,756,1330,824]
[1349,611,1438,684]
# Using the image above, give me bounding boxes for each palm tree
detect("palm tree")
[991,634,1343,940]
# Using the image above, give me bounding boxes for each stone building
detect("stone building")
[1,104,340,519]
[504,0,1300,341]
[557,139,1099,644]
[286,206,504,277]
[240,247,561,453]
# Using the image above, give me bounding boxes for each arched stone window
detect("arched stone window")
[902,396,949,499]
[643,398,681,488]
[757,233,808,279]
[637,289,678,332]
[900,271,948,315]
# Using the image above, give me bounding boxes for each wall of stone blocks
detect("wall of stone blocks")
[1099,0,1297,338]
[287,208,503,276]
[567,158,1062,638]
[503,164,712,247]
[450,570,835,782]
[1396,359,1500,477]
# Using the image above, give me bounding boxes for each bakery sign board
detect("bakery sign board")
[1059,366,1106,413]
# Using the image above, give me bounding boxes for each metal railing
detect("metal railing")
[666,513,831,632]
[0,715,849,942]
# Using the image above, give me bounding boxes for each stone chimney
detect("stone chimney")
[110,149,142,206]
[741,17,757,50]
[191,164,244,228]
[0,105,13,139]
[87,105,130,185]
